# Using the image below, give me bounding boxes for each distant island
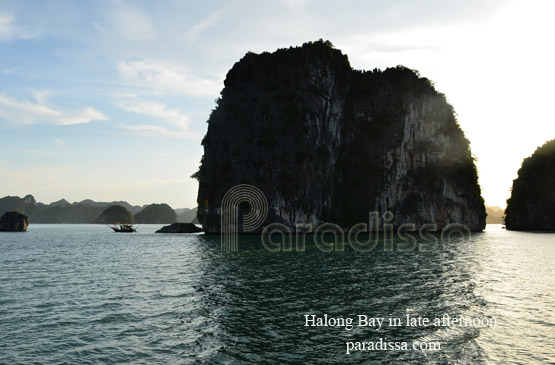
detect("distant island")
[505,139,555,230]
[485,206,504,224]
[195,40,486,233]
[0,195,197,224]
[135,203,177,224]
[98,205,135,224]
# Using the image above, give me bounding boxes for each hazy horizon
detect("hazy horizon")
[1,0,554,209]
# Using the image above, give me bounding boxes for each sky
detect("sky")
[0,0,554,209]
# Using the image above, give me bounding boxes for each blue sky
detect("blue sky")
[1,0,554,208]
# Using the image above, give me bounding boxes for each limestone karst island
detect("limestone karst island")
[194,40,486,233]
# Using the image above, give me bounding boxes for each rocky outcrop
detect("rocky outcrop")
[155,223,203,233]
[0,212,29,232]
[505,139,555,230]
[195,40,486,233]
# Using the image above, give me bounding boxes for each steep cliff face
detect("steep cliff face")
[505,139,555,230]
[195,40,486,232]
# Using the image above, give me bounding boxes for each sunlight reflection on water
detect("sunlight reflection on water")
[0,224,553,363]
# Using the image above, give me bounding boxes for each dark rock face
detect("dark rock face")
[505,139,555,230]
[155,223,202,233]
[195,40,486,233]
[0,212,29,232]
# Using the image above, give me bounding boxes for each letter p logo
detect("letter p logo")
[221,184,268,251]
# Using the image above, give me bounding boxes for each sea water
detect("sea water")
[0,224,553,363]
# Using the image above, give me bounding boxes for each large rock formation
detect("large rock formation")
[0,212,29,232]
[195,40,486,232]
[505,139,555,230]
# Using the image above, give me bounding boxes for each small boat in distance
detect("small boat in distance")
[109,223,137,233]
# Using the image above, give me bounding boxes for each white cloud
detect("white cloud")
[0,13,41,42]
[116,100,198,138]
[58,107,108,126]
[32,90,53,104]
[0,14,15,41]
[55,138,67,148]
[184,7,228,42]
[117,58,220,96]
[117,124,185,139]
[117,100,190,128]
[0,93,109,126]
[92,21,107,35]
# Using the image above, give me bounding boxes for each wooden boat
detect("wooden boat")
[109,223,137,232]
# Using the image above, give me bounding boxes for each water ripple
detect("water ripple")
[0,224,553,363]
